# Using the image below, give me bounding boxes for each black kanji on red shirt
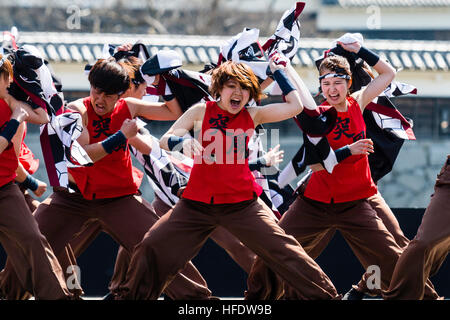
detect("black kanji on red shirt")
[209,114,230,134]
[92,118,111,138]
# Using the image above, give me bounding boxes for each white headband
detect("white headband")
[319,73,351,81]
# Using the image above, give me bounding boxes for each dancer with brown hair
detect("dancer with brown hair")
[0,56,215,300]
[245,41,419,300]
[116,55,340,300]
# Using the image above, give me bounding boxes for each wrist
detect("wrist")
[273,70,296,96]
[335,145,352,163]
[20,174,39,191]
[249,156,269,171]
[0,119,20,143]
[167,135,185,153]
[356,46,379,67]
[102,130,127,154]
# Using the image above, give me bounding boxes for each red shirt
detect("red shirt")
[304,97,377,203]
[19,124,39,174]
[182,101,262,204]
[68,98,143,200]
[0,99,18,187]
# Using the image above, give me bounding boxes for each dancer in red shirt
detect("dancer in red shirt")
[245,42,432,299]
[0,54,71,299]
[0,57,213,300]
[116,55,340,300]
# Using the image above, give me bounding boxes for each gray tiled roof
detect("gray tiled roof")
[322,0,450,6]
[17,32,450,71]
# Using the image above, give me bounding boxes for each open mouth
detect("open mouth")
[95,104,106,113]
[329,93,340,100]
[230,99,241,109]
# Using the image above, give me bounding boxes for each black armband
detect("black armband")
[20,174,39,191]
[101,130,127,154]
[357,46,380,67]
[248,156,268,171]
[168,136,185,153]
[0,119,20,143]
[273,70,296,96]
[335,145,352,163]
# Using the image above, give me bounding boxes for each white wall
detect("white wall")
[318,6,450,30]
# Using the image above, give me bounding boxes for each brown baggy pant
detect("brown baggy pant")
[246,195,406,299]
[108,195,256,296]
[151,196,257,274]
[49,193,253,298]
[384,156,450,300]
[1,189,212,300]
[304,192,439,299]
[0,183,70,300]
[117,196,340,300]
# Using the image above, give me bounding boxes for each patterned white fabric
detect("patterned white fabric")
[8,44,92,187]
[262,2,304,60]
[130,134,189,207]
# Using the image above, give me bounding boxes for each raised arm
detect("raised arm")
[125,97,181,121]
[285,64,318,112]
[338,42,396,111]
[251,56,303,126]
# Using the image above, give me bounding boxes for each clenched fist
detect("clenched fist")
[120,119,139,139]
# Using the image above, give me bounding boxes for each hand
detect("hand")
[269,51,289,73]
[176,186,186,198]
[263,144,284,167]
[120,119,139,139]
[32,179,47,197]
[182,138,203,158]
[348,138,374,155]
[309,163,325,172]
[117,43,133,52]
[337,41,361,54]
[11,106,29,123]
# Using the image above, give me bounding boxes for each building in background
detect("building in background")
[318,0,450,40]
[1,0,449,207]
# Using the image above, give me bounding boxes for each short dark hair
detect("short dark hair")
[88,57,130,95]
